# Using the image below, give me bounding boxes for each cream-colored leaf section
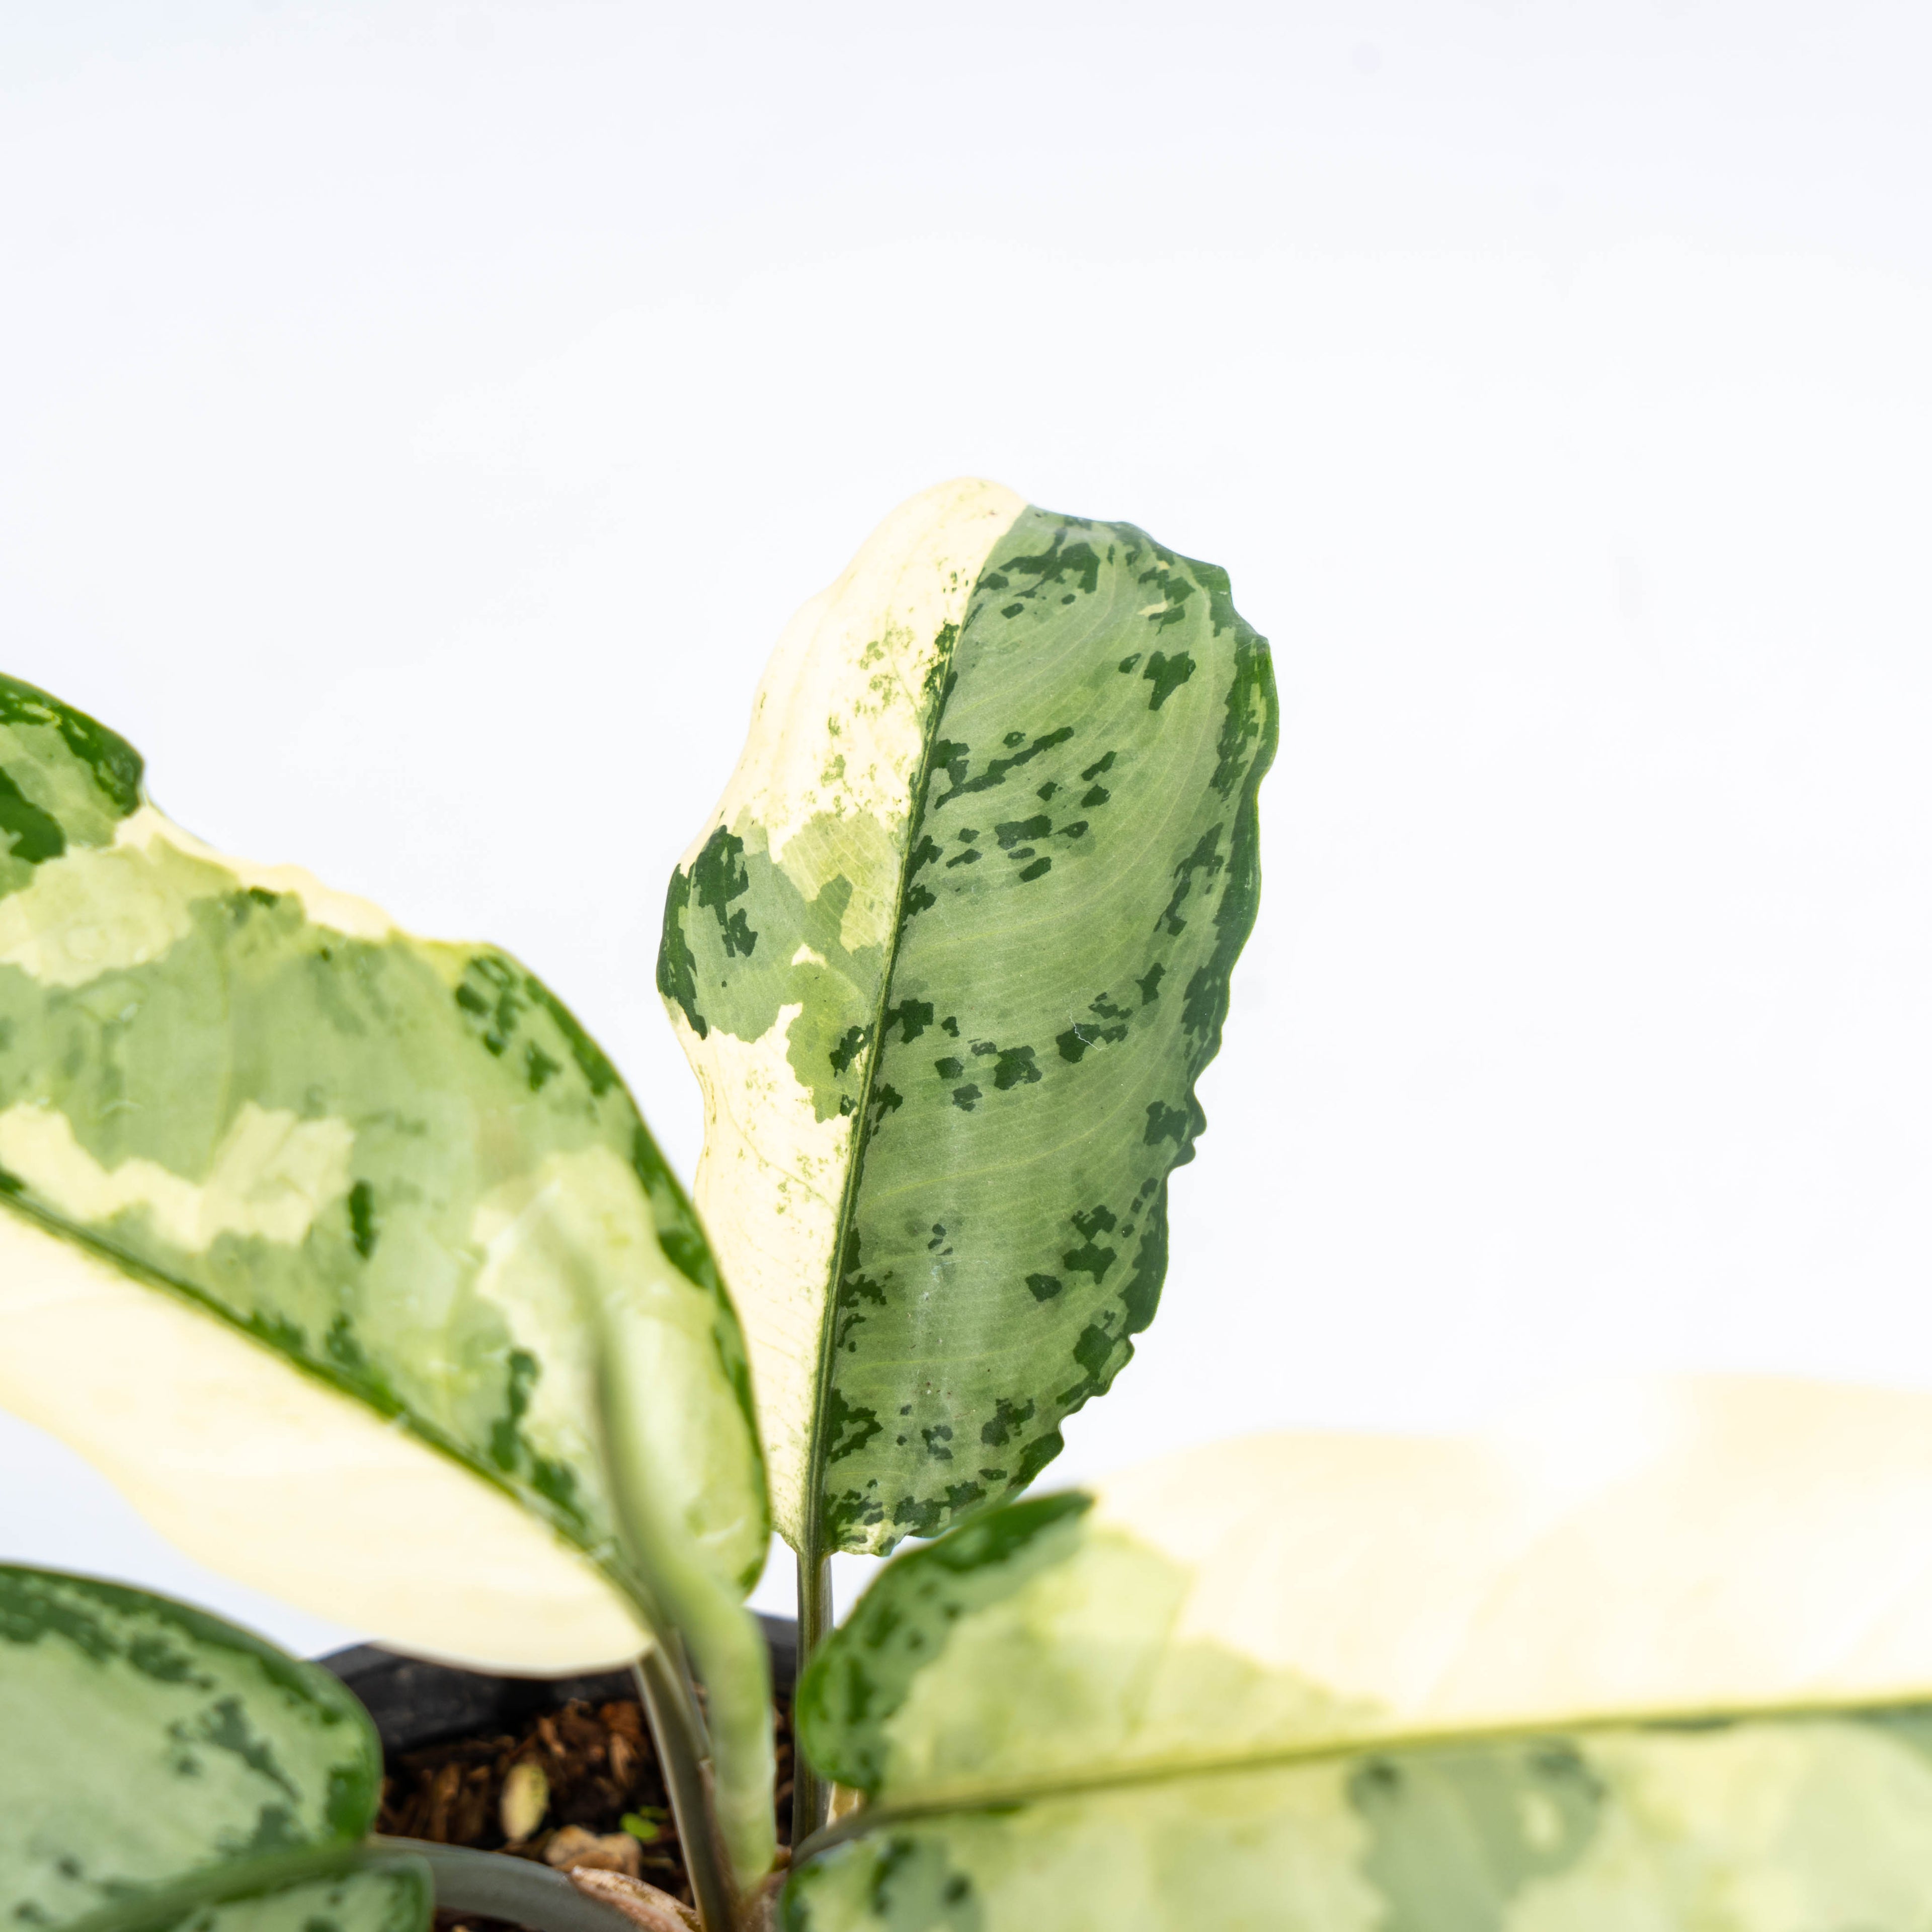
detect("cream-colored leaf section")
[116,803,396,942]
[0,1102,354,1253]
[676,479,1021,1544]
[0,1205,648,1670]
[676,1003,848,1546]
[683,476,1022,878]
[1510,1722,1932,1932]
[1091,1377,1932,1745]
[874,1518,1371,1797]
[470,1149,634,1485]
[0,839,197,987]
[0,803,393,994]
[943,1764,1384,1932]
[467,1142,766,1579]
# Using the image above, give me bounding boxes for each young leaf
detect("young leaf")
[658,480,1277,1559]
[789,1378,1932,1928]
[0,675,767,1673]
[0,1564,415,1931]
[594,1286,776,1885]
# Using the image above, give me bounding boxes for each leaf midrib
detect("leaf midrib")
[792,1685,1932,1859]
[798,597,1211,1297]
[801,617,975,1560]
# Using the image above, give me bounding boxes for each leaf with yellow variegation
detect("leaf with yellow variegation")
[659,479,1277,1587]
[789,1378,1932,1931]
[0,673,774,1884]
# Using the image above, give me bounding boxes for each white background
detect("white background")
[5,1,1932,1656]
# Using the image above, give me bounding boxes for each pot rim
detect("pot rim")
[318,1616,799,1754]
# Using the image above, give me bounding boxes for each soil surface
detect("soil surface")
[375,1688,794,1929]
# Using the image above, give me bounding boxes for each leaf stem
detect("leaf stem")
[791,1546,835,1842]
[635,1645,741,1932]
[587,1295,774,1896]
[371,1838,638,1932]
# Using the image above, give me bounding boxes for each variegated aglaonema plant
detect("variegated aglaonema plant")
[14,486,1925,1932]
[0,479,1276,1932]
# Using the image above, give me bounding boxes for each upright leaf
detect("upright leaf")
[659,479,1277,1558]
[789,1378,1932,1930]
[0,675,767,1677]
[0,1564,425,1932]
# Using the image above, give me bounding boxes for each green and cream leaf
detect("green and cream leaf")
[659,479,1278,1559]
[0,1564,426,1932]
[0,674,767,1675]
[788,1377,1932,1930]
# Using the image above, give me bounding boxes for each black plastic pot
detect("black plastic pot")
[319,1616,798,1755]
[316,1620,800,1932]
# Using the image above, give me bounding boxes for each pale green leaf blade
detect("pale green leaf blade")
[77,1854,432,1932]
[784,1715,1932,1932]
[659,480,1277,1555]
[0,1565,384,1928]
[788,1378,1932,1928]
[0,675,766,1671]
[803,1379,1932,1803]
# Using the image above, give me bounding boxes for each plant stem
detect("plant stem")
[590,1285,776,1893]
[791,1546,835,1843]
[664,1627,711,1749]
[635,1643,740,1932]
